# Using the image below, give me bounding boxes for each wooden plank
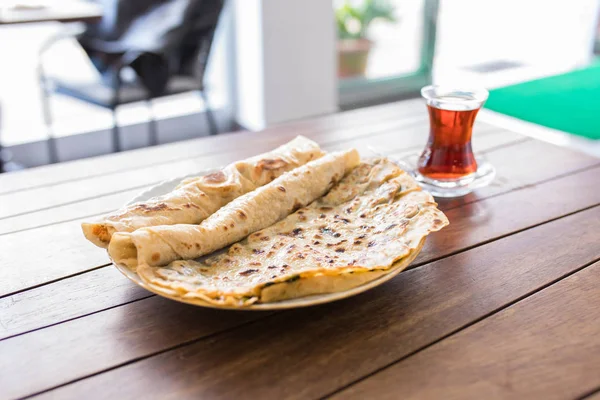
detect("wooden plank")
[0,297,272,400]
[0,126,515,236]
[0,267,150,340]
[26,206,600,400]
[586,389,600,399]
[0,99,425,195]
[0,115,434,219]
[335,261,600,400]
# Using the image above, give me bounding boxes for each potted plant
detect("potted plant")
[335,0,398,78]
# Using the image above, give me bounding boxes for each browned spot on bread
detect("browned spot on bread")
[183,203,199,209]
[405,205,419,218]
[292,201,303,211]
[257,158,288,170]
[238,210,247,219]
[334,215,351,224]
[92,225,110,243]
[268,265,277,269]
[253,249,265,254]
[367,241,376,247]
[151,253,160,262]
[134,203,172,213]
[204,171,227,183]
[277,186,286,192]
[335,248,345,253]
[195,243,201,249]
[250,262,261,266]
[239,269,259,276]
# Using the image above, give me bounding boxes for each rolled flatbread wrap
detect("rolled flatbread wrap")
[82,136,323,248]
[109,149,360,268]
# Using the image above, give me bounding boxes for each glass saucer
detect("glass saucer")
[391,153,496,198]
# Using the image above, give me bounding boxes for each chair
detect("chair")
[38,0,224,163]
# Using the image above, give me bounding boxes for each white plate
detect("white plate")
[111,169,427,310]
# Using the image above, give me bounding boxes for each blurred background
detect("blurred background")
[1,0,599,172]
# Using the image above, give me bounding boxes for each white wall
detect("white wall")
[233,0,337,130]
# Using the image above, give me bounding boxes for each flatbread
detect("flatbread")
[82,136,324,248]
[136,158,449,306]
[109,149,361,269]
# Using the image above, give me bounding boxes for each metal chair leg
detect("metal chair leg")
[200,91,218,136]
[111,109,121,153]
[40,74,59,164]
[0,144,5,174]
[147,100,158,146]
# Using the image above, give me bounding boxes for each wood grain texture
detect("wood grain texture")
[336,261,600,400]
[0,297,271,400]
[0,126,513,236]
[0,267,149,340]
[0,99,426,195]
[443,139,600,207]
[585,389,600,399]
[2,161,600,338]
[32,206,600,400]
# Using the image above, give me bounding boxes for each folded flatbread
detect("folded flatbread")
[136,158,449,307]
[109,149,361,269]
[82,136,324,248]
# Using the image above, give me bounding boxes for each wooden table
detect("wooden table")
[1,99,599,399]
[0,2,102,25]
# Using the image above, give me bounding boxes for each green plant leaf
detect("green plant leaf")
[335,0,398,40]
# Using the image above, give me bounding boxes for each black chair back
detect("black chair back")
[81,0,224,95]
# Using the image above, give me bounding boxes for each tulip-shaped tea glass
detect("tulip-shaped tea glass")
[407,85,495,197]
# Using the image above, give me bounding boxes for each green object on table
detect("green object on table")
[484,64,600,140]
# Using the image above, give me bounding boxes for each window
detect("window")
[334,0,438,108]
